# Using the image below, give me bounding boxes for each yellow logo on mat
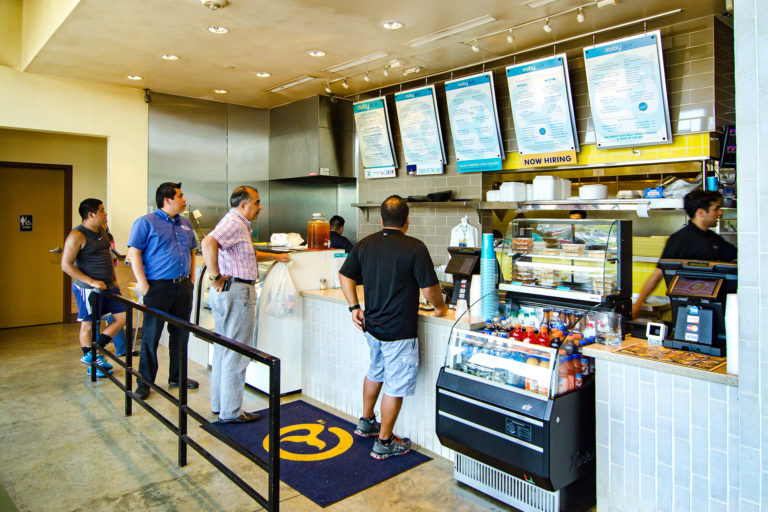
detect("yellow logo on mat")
[263,422,353,461]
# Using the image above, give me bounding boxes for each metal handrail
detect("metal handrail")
[86,282,281,511]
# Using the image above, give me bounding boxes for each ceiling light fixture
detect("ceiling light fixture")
[383,66,389,77]
[341,78,349,89]
[596,0,617,7]
[208,25,229,34]
[403,66,422,76]
[324,51,388,73]
[363,72,371,82]
[403,15,496,47]
[543,18,552,33]
[506,30,515,43]
[471,40,480,52]
[577,8,585,23]
[126,74,143,80]
[212,89,228,94]
[254,72,271,78]
[161,54,179,61]
[307,49,327,57]
[324,83,332,93]
[201,0,228,9]
[380,20,404,30]
[388,59,402,68]
[268,75,316,93]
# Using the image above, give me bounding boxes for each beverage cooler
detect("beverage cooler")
[436,218,631,512]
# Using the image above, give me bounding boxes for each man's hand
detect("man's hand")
[351,308,365,332]
[275,254,291,264]
[210,274,231,292]
[139,281,150,296]
[631,301,643,320]
[90,280,107,290]
[431,304,448,317]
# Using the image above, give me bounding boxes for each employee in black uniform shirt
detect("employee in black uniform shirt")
[329,215,354,253]
[632,189,737,319]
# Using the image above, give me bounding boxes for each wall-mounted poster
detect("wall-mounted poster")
[444,72,505,173]
[394,86,446,176]
[353,97,398,178]
[506,54,579,168]
[583,30,672,149]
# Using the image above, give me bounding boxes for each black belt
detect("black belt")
[149,276,188,284]
[233,277,256,285]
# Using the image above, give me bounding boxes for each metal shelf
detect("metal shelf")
[478,198,683,212]
[352,200,480,221]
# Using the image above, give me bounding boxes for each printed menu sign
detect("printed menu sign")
[583,30,672,148]
[506,55,579,168]
[394,86,446,175]
[353,97,398,179]
[445,72,505,173]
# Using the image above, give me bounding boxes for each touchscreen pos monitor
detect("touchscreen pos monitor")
[657,259,737,356]
[445,247,482,306]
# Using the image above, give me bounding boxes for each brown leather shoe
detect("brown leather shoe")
[219,411,261,423]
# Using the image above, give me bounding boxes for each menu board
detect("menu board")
[394,86,446,175]
[353,97,398,179]
[444,72,505,173]
[506,55,579,167]
[583,30,672,148]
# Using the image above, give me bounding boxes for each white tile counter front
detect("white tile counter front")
[301,287,483,461]
[583,340,740,512]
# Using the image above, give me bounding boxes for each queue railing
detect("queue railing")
[86,285,280,511]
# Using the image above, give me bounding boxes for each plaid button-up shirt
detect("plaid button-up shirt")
[209,209,258,280]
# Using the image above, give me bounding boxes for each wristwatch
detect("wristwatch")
[348,304,361,312]
[210,273,222,282]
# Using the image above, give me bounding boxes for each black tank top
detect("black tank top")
[73,225,114,287]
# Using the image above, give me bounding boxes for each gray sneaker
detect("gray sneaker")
[354,416,380,437]
[370,435,411,460]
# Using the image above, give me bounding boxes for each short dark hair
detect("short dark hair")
[683,189,722,219]
[79,198,103,221]
[155,182,182,209]
[230,186,258,208]
[329,215,345,231]
[381,195,409,228]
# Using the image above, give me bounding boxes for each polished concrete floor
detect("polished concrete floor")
[0,323,515,512]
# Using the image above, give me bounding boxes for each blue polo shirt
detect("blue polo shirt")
[127,210,198,280]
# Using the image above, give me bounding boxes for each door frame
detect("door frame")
[0,161,73,323]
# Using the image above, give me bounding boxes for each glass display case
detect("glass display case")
[498,218,631,305]
[444,328,564,399]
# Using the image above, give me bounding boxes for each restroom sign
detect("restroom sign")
[19,215,32,232]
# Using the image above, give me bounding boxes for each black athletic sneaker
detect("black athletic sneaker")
[354,416,380,437]
[370,435,411,460]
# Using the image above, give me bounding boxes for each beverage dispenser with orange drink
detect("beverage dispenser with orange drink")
[307,213,330,249]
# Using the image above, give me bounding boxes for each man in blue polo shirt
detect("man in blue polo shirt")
[128,182,198,400]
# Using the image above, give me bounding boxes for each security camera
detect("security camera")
[143,89,151,104]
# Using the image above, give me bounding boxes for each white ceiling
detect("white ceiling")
[25,0,723,108]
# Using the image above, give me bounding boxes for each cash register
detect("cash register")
[444,247,482,306]
[658,259,737,356]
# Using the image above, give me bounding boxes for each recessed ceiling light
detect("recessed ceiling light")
[380,20,404,30]
[307,49,327,57]
[126,74,143,80]
[255,72,271,78]
[201,0,229,10]
[208,25,229,34]
[161,54,179,61]
[212,89,228,94]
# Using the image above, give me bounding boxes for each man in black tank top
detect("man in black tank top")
[62,199,126,377]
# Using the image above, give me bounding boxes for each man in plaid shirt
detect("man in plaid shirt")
[201,186,290,423]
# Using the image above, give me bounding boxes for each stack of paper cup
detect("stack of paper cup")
[480,233,498,320]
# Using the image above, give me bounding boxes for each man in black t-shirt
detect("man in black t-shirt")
[632,190,737,319]
[339,195,447,460]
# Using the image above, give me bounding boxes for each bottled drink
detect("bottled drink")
[549,329,563,349]
[307,213,331,249]
[562,335,577,355]
[511,324,526,342]
[537,326,550,347]
[566,355,576,391]
[523,326,536,344]
[557,350,570,394]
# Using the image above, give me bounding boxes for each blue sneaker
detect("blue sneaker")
[79,352,113,370]
[87,366,112,378]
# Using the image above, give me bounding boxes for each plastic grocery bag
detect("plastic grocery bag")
[262,263,298,318]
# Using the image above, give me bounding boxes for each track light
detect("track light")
[383,66,389,77]
[341,78,349,89]
[471,40,480,52]
[324,83,332,93]
[577,8,585,23]
[363,72,371,82]
[506,29,514,43]
[543,18,552,32]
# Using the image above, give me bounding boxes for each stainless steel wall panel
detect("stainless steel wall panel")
[268,180,340,237]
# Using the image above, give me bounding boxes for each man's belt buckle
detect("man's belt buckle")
[171,276,187,284]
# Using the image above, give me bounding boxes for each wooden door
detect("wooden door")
[0,164,71,328]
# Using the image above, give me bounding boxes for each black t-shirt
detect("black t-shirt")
[339,228,438,341]
[330,230,354,253]
[658,222,737,265]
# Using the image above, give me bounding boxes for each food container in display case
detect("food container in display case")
[498,218,632,316]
